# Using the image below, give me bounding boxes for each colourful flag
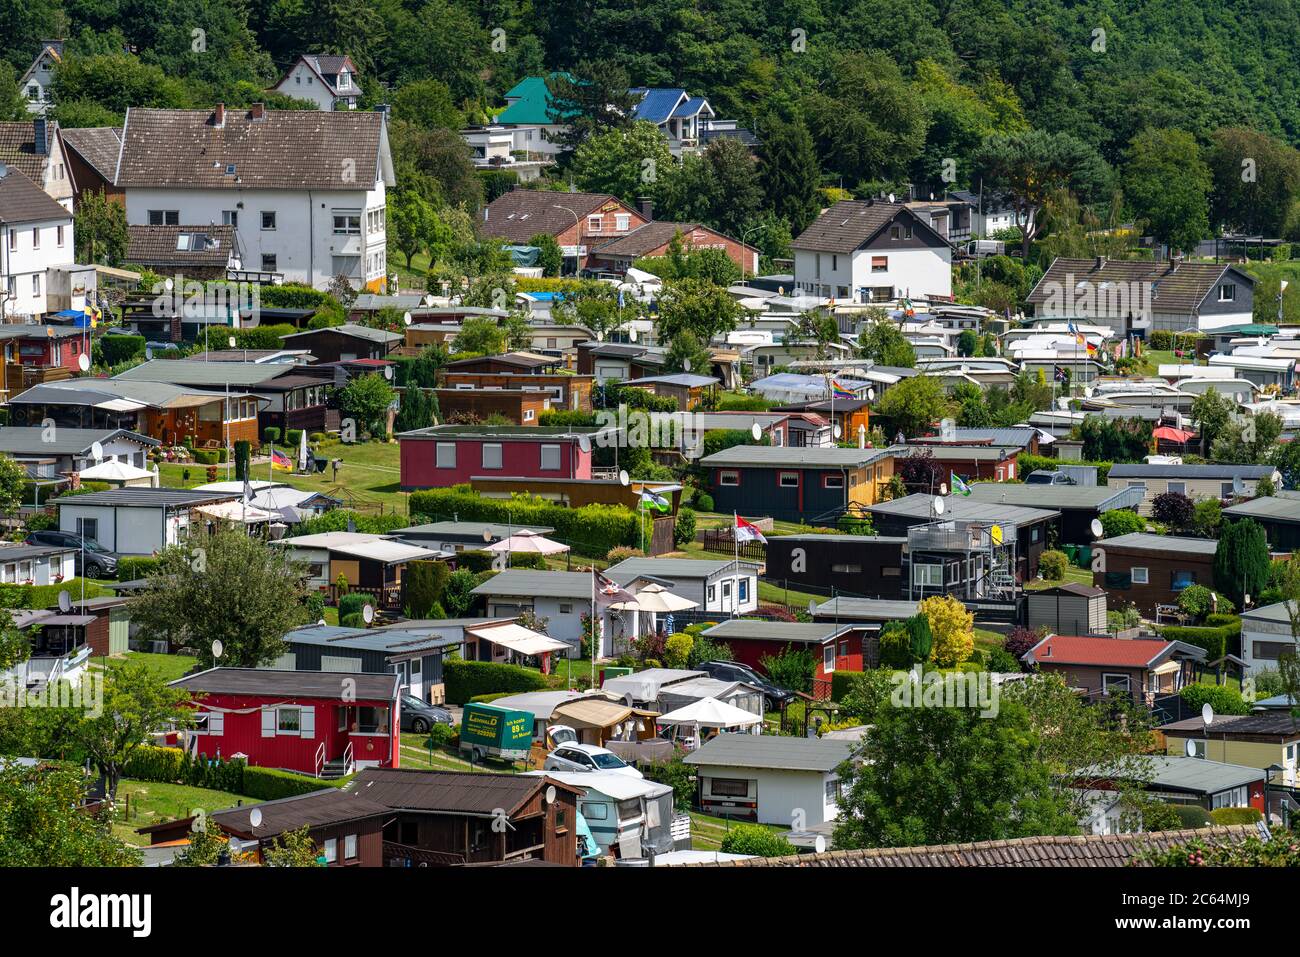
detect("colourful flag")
[270,448,293,471]
[735,514,768,544]
[950,471,972,496]
[1085,341,1098,356]
[830,378,855,401]
[639,489,670,512]
[593,569,636,606]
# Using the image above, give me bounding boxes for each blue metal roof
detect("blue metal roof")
[631,88,687,124]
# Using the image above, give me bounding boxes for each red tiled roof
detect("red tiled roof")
[1027,634,1173,668]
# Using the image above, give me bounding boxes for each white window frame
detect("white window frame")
[1131,567,1149,585]
[1101,673,1131,693]
[436,442,457,469]
[913,563,943,587]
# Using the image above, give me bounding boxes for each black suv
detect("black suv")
[698,660,796,710]
[25,530,120,579]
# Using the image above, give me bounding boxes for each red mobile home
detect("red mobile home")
[699,620,880,699]
[169,668,401,778]
[397,424,617,490]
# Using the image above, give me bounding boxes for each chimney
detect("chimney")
[637,196,654,221]
[33,118,47,155]
[212,103,225,128]
[249,102,265,120]
[483,206,489,222]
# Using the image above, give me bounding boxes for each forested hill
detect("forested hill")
[5,0,1300,250]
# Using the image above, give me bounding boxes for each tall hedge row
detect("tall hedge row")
[409,487,640,558]
[444,659,550,704]
[121,745,345,799]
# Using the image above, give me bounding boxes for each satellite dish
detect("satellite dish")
[867,387,875,401]
[403,311,412,326]
[808,599,817,616]
[750,423,762,441]
[228,336,236,349]
[1202,703,1215,726]
[933,496,945,515]
[618,469,629,487]
[383,366,394,380]
[249,808,262,829]
[628,328,638,342]
[317,619,326,627]
[145,346,154,360]
[90,441,104,462]
[77,353,90,372]
[164,277,174,292]
[1185,738,1197,757]
[211,640,223,659]
[577,434,591,454]
[1090,518,1104,538]
[57,590,71,613]
[545,785,557,805]
[483,529,494,543]
[888,193,896,204]
[362,603,375,624]
[833,424,842,439]
[682,358,691,372]
[814,835,827,854]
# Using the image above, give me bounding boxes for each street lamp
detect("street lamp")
[553,205,580,276]
[740,223,768,285]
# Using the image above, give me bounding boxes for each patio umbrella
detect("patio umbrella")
[658,697,763,749]
[611,582,698,614]
[483,529,570,555]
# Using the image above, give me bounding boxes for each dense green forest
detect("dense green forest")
[5,0,1300,280]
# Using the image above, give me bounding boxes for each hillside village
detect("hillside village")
[3,7,1300,896]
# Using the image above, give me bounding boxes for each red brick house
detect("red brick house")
[478,189,648,273]
[169,668,401,778]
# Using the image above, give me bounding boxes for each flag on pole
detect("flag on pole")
[270,448,293,472]
[735,514,767,544]
[242,476,254,503]
[639,489,670,512]
[1085,341,1098,356]
[593,569,636,606]
[950,471,972,496]
[830,379,855,401]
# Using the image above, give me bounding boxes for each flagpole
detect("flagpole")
[732,511,739,620]
[590,568,597,687]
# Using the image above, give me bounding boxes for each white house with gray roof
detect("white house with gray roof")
[605,557,760,617]
[1106,463,1280,516]
[684,733,854,826]
[470,568,641,656]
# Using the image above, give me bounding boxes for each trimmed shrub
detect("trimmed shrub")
[694,492,714,513]
[1038,550,1069,581]
[1179,683,1250,716]
[1100,509,1144,537]
[719,823,795,857]
[117,556,162,581]
[606,545,644,564]
[242,766,345,801]
[100,334,146,367]
[121,744,246,794]
[1159,621,1241,660]
[673,508,697,547]
[1210,807,1262,825]
[1169,804,1214,829]
[443,659,550,704]
[663,632,693,669]
[263,427,282,445]
[338,592,368,619]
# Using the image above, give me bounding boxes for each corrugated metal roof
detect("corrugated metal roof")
[0,426,158,455]
[470,569,592,599]
[700,445,894,468]
[1097,533,1218,555]
[170,667,399,700]
[865,493,1059,523]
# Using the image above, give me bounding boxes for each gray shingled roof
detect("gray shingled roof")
[1098,533,1218,555]
[865,493,1059,524]
[0,163,68,224]
[115,358,297,387]
[792,200,947,253]
[605,557,756,582]
[116,108,386,190]
[59,126,122,182]
[210,788,390,838]
[281,323,401,344]
[126,225,234,268]
[1027,258,1252,314]
[1223,496,1300,523]
[683,732,853,772]
[170,666,399,700]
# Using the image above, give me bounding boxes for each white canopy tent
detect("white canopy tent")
[658,696,763,748]
[78,456,157,487]
[483,529,570,555]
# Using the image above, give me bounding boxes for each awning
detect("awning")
[196,501,276,523]
[1153,426,1197,444]
[552,697,658,729]
[467,623,569,657]
[37,615,97,627]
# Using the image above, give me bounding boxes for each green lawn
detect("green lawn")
[398,733,524,773]
[973,627,1005,652]
[689,810,789,851]
[1025,564,1094,592]
[155,438,413,514]
[109,651,199,682]
[112,778,252,844]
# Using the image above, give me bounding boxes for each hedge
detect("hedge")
[100,334,146,367]
[117,556,162,581]
[1179,682,1250,715]
[1158,621,1242,660]
[242,765,346,801]
[409,487,640,558]
[444,659,550,704]
[1018,453,1114,484]
[121,745,246,794]
[1210,807,1262,825]
[453,550,547,574]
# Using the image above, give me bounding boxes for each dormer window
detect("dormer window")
[1218,283,1236,302]
[338,71,350,90]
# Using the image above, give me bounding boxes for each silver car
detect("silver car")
[543,744,643,778]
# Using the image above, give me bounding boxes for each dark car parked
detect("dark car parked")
[25,530,120,579]
[697,660,796,710]
[399,694,453,733]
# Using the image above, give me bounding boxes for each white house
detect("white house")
[271,54,362,111]
[18,41,63,115]
[55,488,239,555]
[604,557,760,618]
[469,569,641,657]
[792,199,952,303]
[115,104,394,292]
[684,734,855,827]
[461,125,552,182]
[1240,602,1296,675]
[0,163,75,321]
